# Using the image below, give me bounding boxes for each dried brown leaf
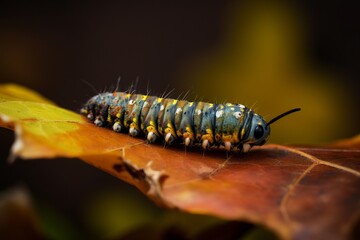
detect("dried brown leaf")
[0,84,359,240]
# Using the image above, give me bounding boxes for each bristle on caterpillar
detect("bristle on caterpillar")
[81,91,300,153]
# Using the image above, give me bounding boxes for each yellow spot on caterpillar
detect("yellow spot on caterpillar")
[107,115,112,123]
[202,136,213,144]
[183,126,194,140]
[130,122,136,129]
[116,112,120,118]
[241,128,246,139]
[165,123,176,136]
[142,95,147,100]
[176,130,183,137]
[222,134,232,142]
[147,126,159,136]
[232,131,239,143]
[201,128,214,144]
[157,98,163,103]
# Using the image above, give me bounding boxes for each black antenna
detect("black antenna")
[267,108,301,126]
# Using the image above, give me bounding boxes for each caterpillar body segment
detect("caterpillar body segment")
[108,92,128,132]
[81,92,300,153]
[199,103,216,149]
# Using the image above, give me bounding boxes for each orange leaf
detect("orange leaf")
[0,84,359,240]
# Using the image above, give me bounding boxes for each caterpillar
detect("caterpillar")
[80,91,300,152]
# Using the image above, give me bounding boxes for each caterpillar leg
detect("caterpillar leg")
[224,141,232,151]
[146,124,159,143]
[112,121,122,132]
[94,116,105,127]
[184,137,191,147]
[147,131,157,143]
[165,132,175,144]
[201,139,209,150]
[200,129,214,150]
[87,113,94,121]
[129,127,139,136]
[181,126,194,147]
[242,143,251,153]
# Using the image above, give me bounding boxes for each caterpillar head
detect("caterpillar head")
[247,114,270,146]
[242,108,301,150]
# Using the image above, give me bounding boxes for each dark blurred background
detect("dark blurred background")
[1,1,359,239]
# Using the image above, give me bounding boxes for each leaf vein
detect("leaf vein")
[264,144,360,177]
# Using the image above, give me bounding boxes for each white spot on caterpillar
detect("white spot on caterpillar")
[176,107,182,114]
[160,105,164,111]
[196,109,202,115]
[216,110,224,118]
[129,99,135,105]
[233,111,242,119]
[238,104,245,109]
[143,101,148,107]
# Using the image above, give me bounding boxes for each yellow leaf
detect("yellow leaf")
[0,83,55,104]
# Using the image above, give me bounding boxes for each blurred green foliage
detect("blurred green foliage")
[18,186,277,239]
[35,199,85,240]
[177,2,355,144]
[81,187,279,239]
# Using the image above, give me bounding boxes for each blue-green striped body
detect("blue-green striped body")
[81,92,270,152]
